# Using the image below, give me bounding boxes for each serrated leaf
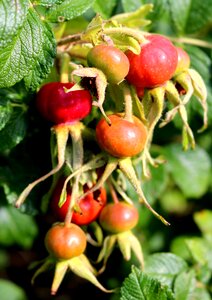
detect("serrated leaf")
[0,205,38,248]
[0,279,27,300]
[0,7,56,90]
[174,270,196,300]
[144,253,188,287]
[46,0,95,22]
[163,144,211,198]
[93,0,117,18]
[120,266,175,300]
[0,0,29,49]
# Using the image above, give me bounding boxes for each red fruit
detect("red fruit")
[36,82,92,125]
[126,34,178,88]
[174,47,190,75]
[87,44,130,84]
[51,178,107,226]
[99,202,139,233]
[96,114,147,157]
[45,223,87,260]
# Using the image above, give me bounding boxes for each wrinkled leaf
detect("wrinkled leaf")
[46,0,95,22]
[0,0,29,48]
[0,7,56,90]
[120,265,175,300]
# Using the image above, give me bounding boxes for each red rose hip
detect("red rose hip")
[96,114,147,157]
[36,82,92,125]
[99,202,139,233]
[126,34,178,88]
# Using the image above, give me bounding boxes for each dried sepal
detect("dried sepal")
[71,67,111,124]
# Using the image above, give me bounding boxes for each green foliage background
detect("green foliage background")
[0,0,211,299]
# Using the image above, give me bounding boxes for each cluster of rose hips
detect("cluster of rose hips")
[15,16,207,294]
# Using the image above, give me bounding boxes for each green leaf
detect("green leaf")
[168,0,212,35]
[193,287,211,300]
[93,0,117,18]
[185,46,211,83]
[0,205,38,248]
[194,210,212,235]
[0,7,56,90]
[144,253,188,287]
[185,237,212,269]
[46,0,95,22]
[163,144,211,198]
[142,164,169,204]
[36,0,64,5]
[0,0,29,48]
[0,103,12,131]
[0,108,27,153]
[122,0,167,21]
[174,270,196,300]
[120,266,175,300]
[0,279,27,300]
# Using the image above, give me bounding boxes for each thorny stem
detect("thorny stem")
[107,179,119,204]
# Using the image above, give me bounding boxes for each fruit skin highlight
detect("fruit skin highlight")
[87,44,130,84]
[44,223,87,260]
[99,202,139,233]
[126,34,178,88]
[36,82,92,125]
[96,114,147,158]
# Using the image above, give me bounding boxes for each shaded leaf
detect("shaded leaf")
[0,108,27,153]
[0,279,27,300]
[0,205,38,248]
[93,0,117,18]
[144,253,188,287]
[174,270,196,300]
[168,0,212,34]
[163,144,211,198]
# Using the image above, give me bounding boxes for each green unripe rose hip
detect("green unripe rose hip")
[87,44,130,84]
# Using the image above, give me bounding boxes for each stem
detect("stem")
[64,123,84,225]
[169,36,212,49]
[107,179,119,204]
[57,33,83,46]
[60,53,70,83]
[15,125,69,208]
[121,82,133,122]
